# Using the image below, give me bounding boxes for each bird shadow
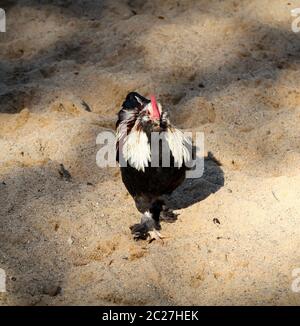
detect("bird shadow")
[164,152,224,210]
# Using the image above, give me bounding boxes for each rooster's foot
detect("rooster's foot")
[130,215,161,241]
[130,223,150,240]
[148,230,164,243]
[130,224,164,242]
[160,208,178,223]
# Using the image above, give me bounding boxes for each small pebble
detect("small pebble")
[213,218,221,225]
[42,285,62,297]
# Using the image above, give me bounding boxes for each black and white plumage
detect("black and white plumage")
[116,92,192,241]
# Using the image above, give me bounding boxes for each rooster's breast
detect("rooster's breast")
[120,165,186,199]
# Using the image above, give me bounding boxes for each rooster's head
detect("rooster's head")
[117,92,165,134]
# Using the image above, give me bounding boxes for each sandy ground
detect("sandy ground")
[0,0,300,305]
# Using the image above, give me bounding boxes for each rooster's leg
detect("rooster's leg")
[130,200,163,241]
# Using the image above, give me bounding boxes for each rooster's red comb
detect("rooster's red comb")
[150,95,160,120]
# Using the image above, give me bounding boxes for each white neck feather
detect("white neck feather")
[122,128,151,172]
[119,126,191,172]
[164,128,192,168]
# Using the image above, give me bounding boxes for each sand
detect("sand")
[0,0,300,305]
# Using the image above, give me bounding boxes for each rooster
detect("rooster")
[116,92,192,241]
